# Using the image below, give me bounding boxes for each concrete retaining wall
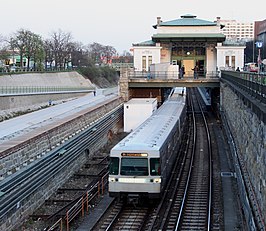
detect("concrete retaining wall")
[0,71,93,88]
[220,82,266,225]
[0,71,95,114]
[0,92,88,111]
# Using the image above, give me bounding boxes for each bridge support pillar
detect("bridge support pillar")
[119,68,130,101]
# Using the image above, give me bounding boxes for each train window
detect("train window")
[120,158,148,176]
[150,158,160,176]
[109,157,119,175]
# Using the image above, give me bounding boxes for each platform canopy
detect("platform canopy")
[152,33,226,42]
[152,14,226,43]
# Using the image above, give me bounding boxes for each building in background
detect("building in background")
[218,17,254,41]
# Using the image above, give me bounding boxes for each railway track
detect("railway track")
[90,88,215,231]
[27,155,110,229]
[87,88,227,231]
[146,87,213,231]
[0,105,123,222]
[175,87,213,230]
[95,202,153,231]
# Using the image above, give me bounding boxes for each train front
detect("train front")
[108,147,161,203]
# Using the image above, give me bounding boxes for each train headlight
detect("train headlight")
[153,178,161,183]
[108,177,117,182]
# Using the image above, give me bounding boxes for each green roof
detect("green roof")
[132,40,156,47]
[159,14,217,27]
[152,33,226,42]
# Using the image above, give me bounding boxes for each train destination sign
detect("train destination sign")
[121,153,148,157]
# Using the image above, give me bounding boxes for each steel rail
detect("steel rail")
[0,105,122,220]
[174,88,197,230]
[0,108,122,220]
[196,89,213,231]
[174,88,212,230]
[0,105,121,193]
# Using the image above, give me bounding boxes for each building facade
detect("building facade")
[218,17,254,41]
[132,14,246,76]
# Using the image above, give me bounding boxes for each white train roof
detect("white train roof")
[111,94,185,153]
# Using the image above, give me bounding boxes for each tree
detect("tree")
[87,42,105,64]
[102,45,117,64]
[87,42,117,65]
[43,39,53,69]
[10,29,27,67]
[24,32,44,69]
[67,42,88,67]
[32,39,45,70]
[9,29,44,69]
[0,35,9,62]
[47,29,73,69]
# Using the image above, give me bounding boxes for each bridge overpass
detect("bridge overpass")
[127,77,220,88]
[119,69,220,102]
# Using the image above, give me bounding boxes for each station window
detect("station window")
[121,158,148,176]
[150,158,160,176]
[142,56,147,71]
[148,56,152,67]
[231,56,235,68]
[109,157,119,175]
[225,56,230,67]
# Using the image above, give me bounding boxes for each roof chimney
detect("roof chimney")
[157,17,162,26]
[216,16,221,26]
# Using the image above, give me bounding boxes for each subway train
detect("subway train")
[108,88,187,202]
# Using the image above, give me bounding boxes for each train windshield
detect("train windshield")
[121,158,148,176]
[150,158,160,176]
[109,157,119,175]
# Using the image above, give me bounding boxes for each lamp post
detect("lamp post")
[256,41,263,73]
[252,40,255,63]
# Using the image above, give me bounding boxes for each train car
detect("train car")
[108,88,187,202]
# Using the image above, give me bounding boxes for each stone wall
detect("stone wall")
[0,97,123,231]
[1,120,122,231]
[0,97,123,179]
[220,82,266,225]
[119,68,129,101]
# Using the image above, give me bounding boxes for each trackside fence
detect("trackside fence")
[47,173,109,231]
[0,86,94,95]
[47,218,63,231]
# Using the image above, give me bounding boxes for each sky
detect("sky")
[0,0,265,54]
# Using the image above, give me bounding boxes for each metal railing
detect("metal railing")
[0,67,77,75]
[128,70,219,79]
[221,71,266,104]
[64,173,109,231]
[110,63,134,70]
[0,86,94,95]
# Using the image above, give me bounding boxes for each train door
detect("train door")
[183,60,194,77]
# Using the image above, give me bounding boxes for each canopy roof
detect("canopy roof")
[156,14,217,27]
[152,33,226,42]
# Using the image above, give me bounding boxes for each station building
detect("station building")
[132,14,246,75]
